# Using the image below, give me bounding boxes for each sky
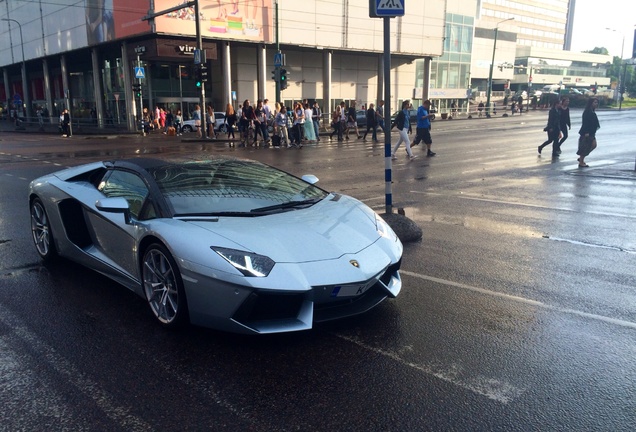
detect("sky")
[570,0,635,58]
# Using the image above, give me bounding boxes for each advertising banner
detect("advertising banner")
[154,0,274,43]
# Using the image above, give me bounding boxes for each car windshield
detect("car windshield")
[148,159,328,216]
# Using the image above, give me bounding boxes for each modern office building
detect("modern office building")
[0,0,446,130]
[0,0,615,130]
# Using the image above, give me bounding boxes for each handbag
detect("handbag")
[577,135,596,157]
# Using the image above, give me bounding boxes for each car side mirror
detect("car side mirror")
[301,174,319,185]
[96,197,131,224]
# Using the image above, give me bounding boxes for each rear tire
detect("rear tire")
[142,243,189,328]
[182,125,193,133]
[30,197,57,261]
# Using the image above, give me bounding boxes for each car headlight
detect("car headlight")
[375,214,398,242]
[211,247,275,277]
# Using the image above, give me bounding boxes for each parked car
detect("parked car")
[28,157,403,334]
[182,112,228,133]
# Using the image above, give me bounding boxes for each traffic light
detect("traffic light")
[132,83,142,97]
[280,68,288,90]
[271,68,279,82]
[200,64,209,83]
[195,67,202,88]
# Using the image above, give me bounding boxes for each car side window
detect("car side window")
[99,170,149,220]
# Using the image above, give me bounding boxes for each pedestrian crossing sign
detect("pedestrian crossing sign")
[370,0,405,17]
[134,67,145,79]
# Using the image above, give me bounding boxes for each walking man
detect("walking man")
[376,100,385,134]
[557,96,571,154]
[362,103,377,142]
[538,99,561,156]
[412,100,436,157]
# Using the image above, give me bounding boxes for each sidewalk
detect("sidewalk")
[0,118,136,139]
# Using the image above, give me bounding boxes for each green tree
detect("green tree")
[583,47,610,55]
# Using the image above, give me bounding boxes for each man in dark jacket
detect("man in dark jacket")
[538,99,561,156]
[362,103,377,142]
[556,96,571,154]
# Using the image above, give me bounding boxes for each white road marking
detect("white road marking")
[412,190,636,219]
[335,333,525,404]
[401,270,636,330]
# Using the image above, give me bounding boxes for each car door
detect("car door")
[86,169,151,280]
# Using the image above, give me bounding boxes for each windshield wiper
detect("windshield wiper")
[250,197,322,213]
[175,211,258,218]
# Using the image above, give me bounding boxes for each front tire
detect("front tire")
[30,197,57,261]
[142,243,189,328]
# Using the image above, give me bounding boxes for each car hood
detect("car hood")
[187,195,382,262]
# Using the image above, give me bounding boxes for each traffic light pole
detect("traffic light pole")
[275,0,280,102]
[194,0,207,139]
[137,56,144,136]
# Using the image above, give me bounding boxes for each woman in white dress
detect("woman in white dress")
[303,103,316,142]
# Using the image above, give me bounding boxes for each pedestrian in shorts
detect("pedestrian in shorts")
[412,100,436,157]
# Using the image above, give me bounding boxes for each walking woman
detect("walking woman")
[292,102,305,146]
[391,100,416,161]
[225,103,237,140]
[174,109,183,135]
[303,103,316,142]
[577,97,600,167]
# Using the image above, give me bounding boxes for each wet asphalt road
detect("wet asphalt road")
[1,109,635,431]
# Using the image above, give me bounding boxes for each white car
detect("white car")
[28,157,403,334]
[182,112,228,134]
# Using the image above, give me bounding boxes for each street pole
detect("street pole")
[137,56,144,136]
[194,0,207,139]
[2,18,30,120]
[485,17,514,118]
[179,65,183,117]
[383,16,392,215]
[275,0,281,103]
[606,28,625,106]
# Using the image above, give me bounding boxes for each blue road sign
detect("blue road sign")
[134,67,145,79]
[274,52,282,67]
[372,0,405,17]
[194,49,201,65]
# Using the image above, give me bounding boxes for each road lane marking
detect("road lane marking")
[335,333,525,404]
[411,191,636,219]
[401,270,636,330]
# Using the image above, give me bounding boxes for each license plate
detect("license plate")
[331,284,369,297]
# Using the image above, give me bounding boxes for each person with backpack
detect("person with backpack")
[391,100,417,161]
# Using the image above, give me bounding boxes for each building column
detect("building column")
[323,50,332,114]
[3,69,10,110]
[60,55,70,109]
[91,47,104,128]
[21,61,31,119]
[222,42,232,108]
[121,42,136,131]
[146,63,154,115]
[258,44,267,100]
[422,57,432,101]
[42,59,54,123]
[376,55,384,106]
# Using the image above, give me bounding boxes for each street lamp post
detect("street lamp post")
[2,18,30,120]
[486,17,514,118]
[605,27,625,106]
